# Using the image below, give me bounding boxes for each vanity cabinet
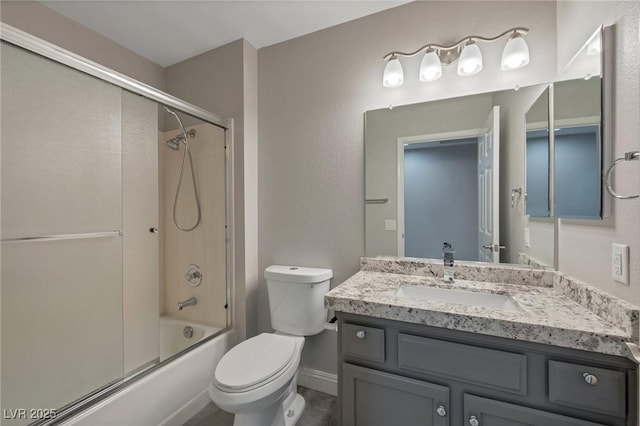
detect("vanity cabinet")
[337,313,638,426]
[342,363,449,426]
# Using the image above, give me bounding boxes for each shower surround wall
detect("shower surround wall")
[159,122,227,328]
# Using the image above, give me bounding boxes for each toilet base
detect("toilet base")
[232,380,305,426]
[284,393,305,426]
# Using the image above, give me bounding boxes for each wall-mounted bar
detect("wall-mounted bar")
[1,230,122,244]
[365,198,389,204]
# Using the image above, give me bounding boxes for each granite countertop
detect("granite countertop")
[325,257,640,360]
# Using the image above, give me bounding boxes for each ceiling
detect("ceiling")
[40,1,408,67]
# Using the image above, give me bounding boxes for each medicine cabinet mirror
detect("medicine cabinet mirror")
[524,25,612,221]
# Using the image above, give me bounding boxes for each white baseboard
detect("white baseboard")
[159,389,212,426]
[297,367,337,396]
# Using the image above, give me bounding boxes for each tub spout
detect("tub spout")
[178,297,197,310]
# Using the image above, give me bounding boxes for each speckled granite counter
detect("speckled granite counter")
[325,257,640,360]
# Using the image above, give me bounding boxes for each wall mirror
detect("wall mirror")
[553,26,608,219]
[365,84,554,267]
[365,25,612,268]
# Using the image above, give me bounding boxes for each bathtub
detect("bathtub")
[159,315,221,361]
[61,322,235,426]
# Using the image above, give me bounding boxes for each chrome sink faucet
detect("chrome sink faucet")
[178,296,197,310]
[442,242,455,283]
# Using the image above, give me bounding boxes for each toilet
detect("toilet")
[209,265,332,426]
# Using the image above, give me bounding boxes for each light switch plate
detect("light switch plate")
[384,220,397,231]
[612,243,629,285]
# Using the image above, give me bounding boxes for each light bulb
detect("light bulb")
[457,42,483,76]
[501,34,530,70]
[419,50,442,82]
[383,56,404,87]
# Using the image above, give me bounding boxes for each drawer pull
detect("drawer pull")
[583,372,599,386]
[356,330,366,339]
[469,415,480,426]
[436,405,447,417]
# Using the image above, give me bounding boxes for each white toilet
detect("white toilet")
[209,265,332,426]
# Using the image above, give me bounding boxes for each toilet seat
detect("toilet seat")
[214,333,299,392]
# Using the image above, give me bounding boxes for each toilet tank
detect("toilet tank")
[264,265,332,336]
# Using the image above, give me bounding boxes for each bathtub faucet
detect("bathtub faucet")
[177,296,197,311]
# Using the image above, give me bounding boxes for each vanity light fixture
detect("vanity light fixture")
[382,27,530,87]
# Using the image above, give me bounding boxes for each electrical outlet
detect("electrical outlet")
[612,243,629,285]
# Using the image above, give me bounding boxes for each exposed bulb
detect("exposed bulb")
[419,50,442,82]
[457,42,483,76]
[501,34,530,70]
[383,56,404,87]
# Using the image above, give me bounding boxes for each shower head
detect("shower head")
[164,129,196,151]
[166,136,183,151]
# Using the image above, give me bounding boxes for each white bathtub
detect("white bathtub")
[61,324,235,426]
[159,315,221,361]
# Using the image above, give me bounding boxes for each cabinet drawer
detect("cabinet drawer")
[397,333,527,395]
[548,360,626,417]
[341,323,385,363]
[464,394,606,426]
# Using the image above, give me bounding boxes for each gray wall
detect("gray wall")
[258,1,557,376]
[404,142,478,260]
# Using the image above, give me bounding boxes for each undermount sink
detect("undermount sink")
[395,285,521,312]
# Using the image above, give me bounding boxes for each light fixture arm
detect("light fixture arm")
[382,27,529,61]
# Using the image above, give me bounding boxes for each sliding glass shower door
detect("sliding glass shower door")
[1,42,128,421]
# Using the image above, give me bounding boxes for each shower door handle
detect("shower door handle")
[482,244,506,252]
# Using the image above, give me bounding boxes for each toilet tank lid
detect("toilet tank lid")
[265,265,333,283]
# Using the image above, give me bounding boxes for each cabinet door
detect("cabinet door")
[464,394,606,426]
[342,363,449,426]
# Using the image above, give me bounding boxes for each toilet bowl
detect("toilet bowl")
[209,265,332,426]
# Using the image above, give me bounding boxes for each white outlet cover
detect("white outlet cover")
[612,243,629,285]
[384,220,397,231]
[524,228,530,248]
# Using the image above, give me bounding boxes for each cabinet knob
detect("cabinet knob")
[356,330,366,339]
[583,372,598,385]
[436,405,447,417]
[469,415,480,426]
[149,227,159,234]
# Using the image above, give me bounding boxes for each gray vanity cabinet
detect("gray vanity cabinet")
[343,363,449,426]
[337,313,638,426]
[464,394,606,426]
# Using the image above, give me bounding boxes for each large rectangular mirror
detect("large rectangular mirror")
[365,84,553,267]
